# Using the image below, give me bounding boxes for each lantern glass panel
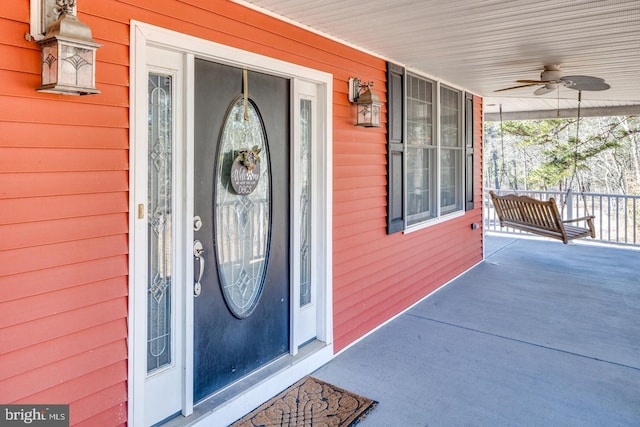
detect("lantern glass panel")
[357,102,382,127]
[41,43,58,86]
[371,103,381,127]
[357,104,368,126]
[60,44,94,87]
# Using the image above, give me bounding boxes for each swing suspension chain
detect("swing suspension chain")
[499,104,509,187]
[562,90,591,218]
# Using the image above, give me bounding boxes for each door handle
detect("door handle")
[193,240,205,297]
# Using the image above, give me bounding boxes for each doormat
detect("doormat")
[230,376,377,427]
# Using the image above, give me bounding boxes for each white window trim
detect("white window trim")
[129,21,333,427]
[403,72,466,231]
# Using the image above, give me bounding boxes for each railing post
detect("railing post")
[567,189,573,220]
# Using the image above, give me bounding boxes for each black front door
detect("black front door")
[193,59,290,401]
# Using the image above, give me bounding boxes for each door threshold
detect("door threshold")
[161,340,333,427]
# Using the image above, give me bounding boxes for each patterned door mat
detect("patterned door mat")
[230,376,377,426]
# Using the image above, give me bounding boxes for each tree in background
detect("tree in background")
[485,116,639,195]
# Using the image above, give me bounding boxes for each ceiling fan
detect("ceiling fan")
[495,64,610,95]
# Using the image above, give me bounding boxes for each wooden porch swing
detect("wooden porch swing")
[490,91,596,244]
[490,191,595,244]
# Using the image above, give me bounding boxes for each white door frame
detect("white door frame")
[128,21,333,426]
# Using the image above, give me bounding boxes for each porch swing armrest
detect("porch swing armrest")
[561,215,595,224]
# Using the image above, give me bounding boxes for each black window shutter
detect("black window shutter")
[465,92,475,211]
[387,62,405,233]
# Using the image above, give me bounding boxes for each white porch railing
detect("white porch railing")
[484,189,640,246]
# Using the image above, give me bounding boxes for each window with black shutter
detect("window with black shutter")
[386,63,470,234]
[386,62,405,234]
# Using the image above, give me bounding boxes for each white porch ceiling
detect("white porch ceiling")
[237,0,640,120]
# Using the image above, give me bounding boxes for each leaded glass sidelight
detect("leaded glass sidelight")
[147,73,173,373]
[299,99,312,307]
[215,97,270,318]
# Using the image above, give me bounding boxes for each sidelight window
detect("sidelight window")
[299,98,312,307]
[147,73,174,373]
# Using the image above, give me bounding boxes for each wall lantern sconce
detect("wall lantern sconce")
[348,77,381,128]
[31,0,101,95]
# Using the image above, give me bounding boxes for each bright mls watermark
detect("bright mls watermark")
[0,405,68,427]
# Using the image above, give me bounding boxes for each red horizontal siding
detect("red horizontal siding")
[0,276,127,329]
[334,217,385,240]
[83,15,131,47]
[1,1,484,424]
[14,361,127,405]
[333,164,387,180]
[334,152,386,167]
[0,339,126,402]
[0,148,128,172]
[74,404,127,427]
[17,362,128,426]
[333,197,387,220]
[0,5,128,422]
[70,381,128,425]
[1,297,127,355]
[0,255,128,301]
[0,213,127,251]
[334,219,476,291]
[0,122,128,149]
[333,175,387,192]
[336,233,481,310]
[0,68,128,106]
[0,320,127,381]
[0,192,128,224]
[2,1,28,22]
[334,207,387,231]
[2,97,128,127]
[0,235,128,276]
[0,172,128,199]
[0,44,37,75]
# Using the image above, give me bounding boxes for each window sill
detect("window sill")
[404,209,465,234]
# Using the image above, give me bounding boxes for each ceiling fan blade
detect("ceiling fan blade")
[515,79,548,84]
[534,86,556,96]
[561,75,610,91]
[494,83,541,92]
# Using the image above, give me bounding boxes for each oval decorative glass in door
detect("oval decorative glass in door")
[214,96,270,318]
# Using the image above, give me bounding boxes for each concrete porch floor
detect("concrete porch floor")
[312,235,640,426]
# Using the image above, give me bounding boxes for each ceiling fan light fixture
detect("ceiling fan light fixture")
[534,84,557,96]
[540,67,562,82]
[495,64,610,94]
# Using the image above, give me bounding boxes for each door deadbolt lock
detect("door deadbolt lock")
[193,215,203,231]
